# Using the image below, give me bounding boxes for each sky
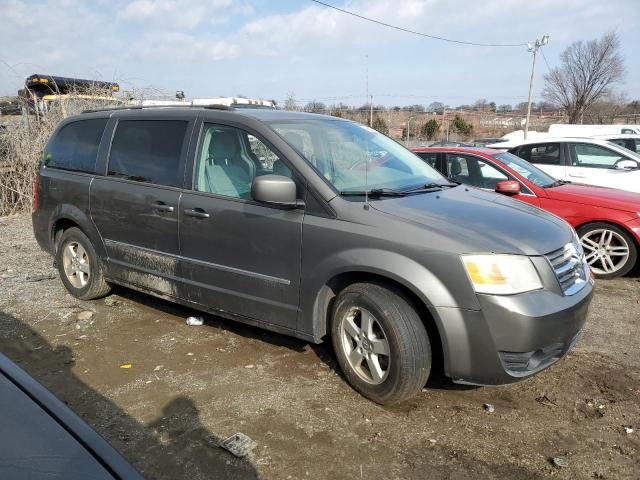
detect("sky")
[0,0,638,108]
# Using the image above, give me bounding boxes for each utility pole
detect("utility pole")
[524,35,549,140]
[369,95,374,127]
[365,54,369,109]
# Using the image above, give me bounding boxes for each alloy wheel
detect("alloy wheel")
[339,307,391,385]
[62,241,91,288]
[581,229,630,275]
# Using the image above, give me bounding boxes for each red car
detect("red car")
[411,147,640,278]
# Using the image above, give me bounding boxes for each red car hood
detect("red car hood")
[545,183,640,213]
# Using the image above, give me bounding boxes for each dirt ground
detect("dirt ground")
[0,213,638,480]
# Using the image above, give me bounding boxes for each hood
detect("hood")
[371,187,573,256]
[544,183,640,213]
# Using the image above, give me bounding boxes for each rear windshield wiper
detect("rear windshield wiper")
[402,182,458,194]
[543,179,571,188]
[340,188,407,197]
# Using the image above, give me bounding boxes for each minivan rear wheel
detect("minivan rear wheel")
[578,222,637,279]
[331,282,431,404]
[56,227,111,300]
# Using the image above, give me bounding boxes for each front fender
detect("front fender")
[300,248,477,341]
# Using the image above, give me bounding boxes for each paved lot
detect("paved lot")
[0,213,639,479]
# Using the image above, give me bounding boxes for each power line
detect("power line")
[310,0,528,48]
[540,48,552,71]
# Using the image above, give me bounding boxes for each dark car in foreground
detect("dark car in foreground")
[412,146,640,278]
[0,353,141,480]
[33,107,592,403]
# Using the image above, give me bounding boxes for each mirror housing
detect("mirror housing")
[616,159,637,171]
[251,175,303,208]
[495,180,521,196]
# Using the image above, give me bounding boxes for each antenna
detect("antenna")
[364,151,369,208]
[365,54,369,107]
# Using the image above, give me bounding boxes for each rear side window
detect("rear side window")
[108,120,188,187]
[517,143,561,165]
[44,119,107,173]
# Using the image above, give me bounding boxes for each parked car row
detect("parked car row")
[411,146,640,279]
[487,137,640,194]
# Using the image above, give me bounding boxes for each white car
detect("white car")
[488,137,640,193]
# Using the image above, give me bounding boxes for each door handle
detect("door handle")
[152,202,175,213]
[568,172,585,178]
[184,208,210,219]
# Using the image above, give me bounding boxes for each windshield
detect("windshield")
[493,152,556,187]
[268,119,447,193]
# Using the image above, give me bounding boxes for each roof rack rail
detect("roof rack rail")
[82,104,235,114]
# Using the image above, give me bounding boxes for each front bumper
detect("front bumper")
[435,279,593,386]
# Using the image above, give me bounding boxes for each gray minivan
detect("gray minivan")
[33,106,593,404]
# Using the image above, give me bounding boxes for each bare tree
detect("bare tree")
[284,92,299,111]
[543,31,625,124]
[582,92,628,124]
[303,101,326,114]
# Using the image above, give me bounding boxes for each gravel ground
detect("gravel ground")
[0,213,639,479]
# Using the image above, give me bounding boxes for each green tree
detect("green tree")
[371,115,389,134]
[451,115,473,137]
[420,119,440,140]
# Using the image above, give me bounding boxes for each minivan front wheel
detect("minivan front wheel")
[578,222,637,279]
[331,282,431,404]
[56,227,111,300]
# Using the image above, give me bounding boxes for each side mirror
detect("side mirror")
[616,159,637,171]
[251,175,304,208]
[495,180,521,196]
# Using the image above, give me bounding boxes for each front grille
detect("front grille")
[546,242,589,295]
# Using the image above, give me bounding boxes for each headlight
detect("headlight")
[462,254,543,295]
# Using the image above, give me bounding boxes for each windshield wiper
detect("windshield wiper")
[543,179,571,188]
[402,182,458,194]
[340,188,406,197]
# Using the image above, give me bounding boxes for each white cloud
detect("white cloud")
[130,32,241,61]
[119,0,247,30]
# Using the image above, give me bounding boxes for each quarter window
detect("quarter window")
[194,124,291,200]
[568,143,629,169]
[44,119,107,173]
[517,143,561,165]
[108,120,188,187]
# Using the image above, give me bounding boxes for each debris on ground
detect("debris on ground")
[186,316,204,326]
[75,310,95,330]
[535,394,557,408]
[76,311,94,321]
[551,456,570,468]
[24,272,56,282]
[104,297,122,307]
[119,363,133,369]
[624,426,633,434]
[483,403,495,413]
[219,433,257,458]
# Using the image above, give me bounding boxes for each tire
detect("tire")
[578,222,637,279]
[330,282,431,404]
[55,227,111,300]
